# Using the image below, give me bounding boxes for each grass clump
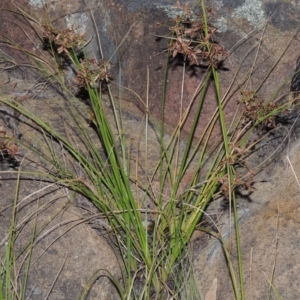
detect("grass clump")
[0,0,299,299]
[0,172,35,300]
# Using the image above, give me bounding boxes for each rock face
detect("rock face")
[194,135,300,299]
[0,163,121,300]
[0,0,300,299]
[2,0,299,139]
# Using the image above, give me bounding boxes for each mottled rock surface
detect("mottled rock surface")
[1,0,299,139]
[193,134,300,299]
[0,0,300,299]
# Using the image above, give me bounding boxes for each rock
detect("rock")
[1,0,298,140]
[193,132,300,299]
[1,0,300,299]
[0,172,121,300]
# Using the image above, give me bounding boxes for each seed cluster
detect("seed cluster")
[157,2,228,67]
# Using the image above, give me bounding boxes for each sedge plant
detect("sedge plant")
[0,170,36,300]
[0,1,299,299]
